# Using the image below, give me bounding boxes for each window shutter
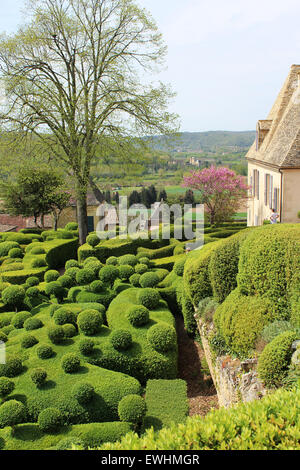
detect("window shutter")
[256,171,260,199]
[264,174,268,205]
[269,176,273,208]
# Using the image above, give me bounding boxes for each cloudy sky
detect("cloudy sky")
[1,0,299,131]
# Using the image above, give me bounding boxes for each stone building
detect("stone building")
[247,64,300,226]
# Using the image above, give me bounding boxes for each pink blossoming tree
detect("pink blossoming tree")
[183,166,249,225]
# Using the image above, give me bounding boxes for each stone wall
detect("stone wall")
[197,318,267,408]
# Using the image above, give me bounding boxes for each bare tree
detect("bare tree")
[0,0,178,243]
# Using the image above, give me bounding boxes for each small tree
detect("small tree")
[183,166,249,225]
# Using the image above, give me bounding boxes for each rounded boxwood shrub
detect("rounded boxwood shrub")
[89,280,104,293]
[138,257,150,266]
[135,263,148,275]
[44,282,65,302]
[38,407,62,432]
[25,286,40,299]
[47,325,65,344]
[61,353,81,373]
[262,321,294,344]
[83,256,101,267]
[147,323,177,352]
[139,272,159,288]
[0,356,23,378]
[137,288,161,310]
[8,248,23,259]
[129,273,141,287]
[0,332,8,343]
[78,338,95,356]
[86,234,100,247]
[2,285,25,309]
[0,377,15,400]
[44,270,60,283]
[84,260,103,277]
[0,400,26,428]
[58,274,75,289]
[65,259,80,270]
[127,305,150,327]
[11,311,31,329]
[24,317,43,331]
[31,258,47,268]
[49,304,61,317]
[110,329,132,351]
[0,241,20,257]
[30,247,46,255]
[62,323,77,338]
[173,258,186,277]
[31,368,47,387]
[76,268,96,285]
[99,265,119,287]
[106,256,118,266]
[53,308,76,326]
[65,267,80,281]
[21,334,38,349]
[25,276,40,288]
[72,382,94,404]
[36,344,54,359]
[118,254,137,267]
[77,309,103,336]
[118,394,146,424]
[65,222,78,231]
[258,331,297,387]
[173,245,185,256]
[118,265,134,281]
[55,437,84,450]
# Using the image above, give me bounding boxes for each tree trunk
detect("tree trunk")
[76,185,88,245]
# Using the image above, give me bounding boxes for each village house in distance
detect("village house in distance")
[247,64,300,226]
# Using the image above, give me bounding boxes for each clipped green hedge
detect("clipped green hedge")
[45,239,79,269]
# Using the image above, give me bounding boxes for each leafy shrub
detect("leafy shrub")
[72,382,94,404]
[262,321,294,344]
[99,265,119,287]
[65,259,80,269]
[138,256,150,266]
[11,311,31,329]
[173,258,186,277]
[0,356,23,378]
[61,353,81,373]
[2,285,25,309]
[65,267,80,281]
[118,254,137,267]
[21,334,38,349]
[38,407,62,432]
[31,368,47,387]
[137,288,161,310]
[65,222,78,231]
[258,331,297,387]
[139,272,159,288]
[214,289,273,357]
[197,297,219,323]
[129,273,141,287]
[147,324,177,352]
[127,305,149,327]
[36,344,54,359]
[173,245,185,256]
[8,248,23,259]
[84,260,103,277]
[25,286,40,299]
[0,241,20,257]
[77,309,103,336]
[30,247,46,255]
[44,282,65,302]
[118,265,134,281]
[76,268,96,285]
[0,400,26,428]
[78,338,95,356]
[31,258,47,268]
[47,325,65,344]
[53,307,76,326]
[0,377,15,400]
[58,274,75,289]
[24,317,43,331]
[56,437,84,450]
[118,395,146,424]
[0,332,7,343]
[135,263,148,275]
[106,256,118,266]
[110,329,132,351]
[62,323,77,338]
[25,276,40,287]
[49,304,61,317]
[45,270,60,283]
[86,234,100,247]
[89,280,104,293]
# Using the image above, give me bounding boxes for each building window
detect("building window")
[253,169,260,199]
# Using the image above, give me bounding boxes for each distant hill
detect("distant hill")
[146,131,256,153]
